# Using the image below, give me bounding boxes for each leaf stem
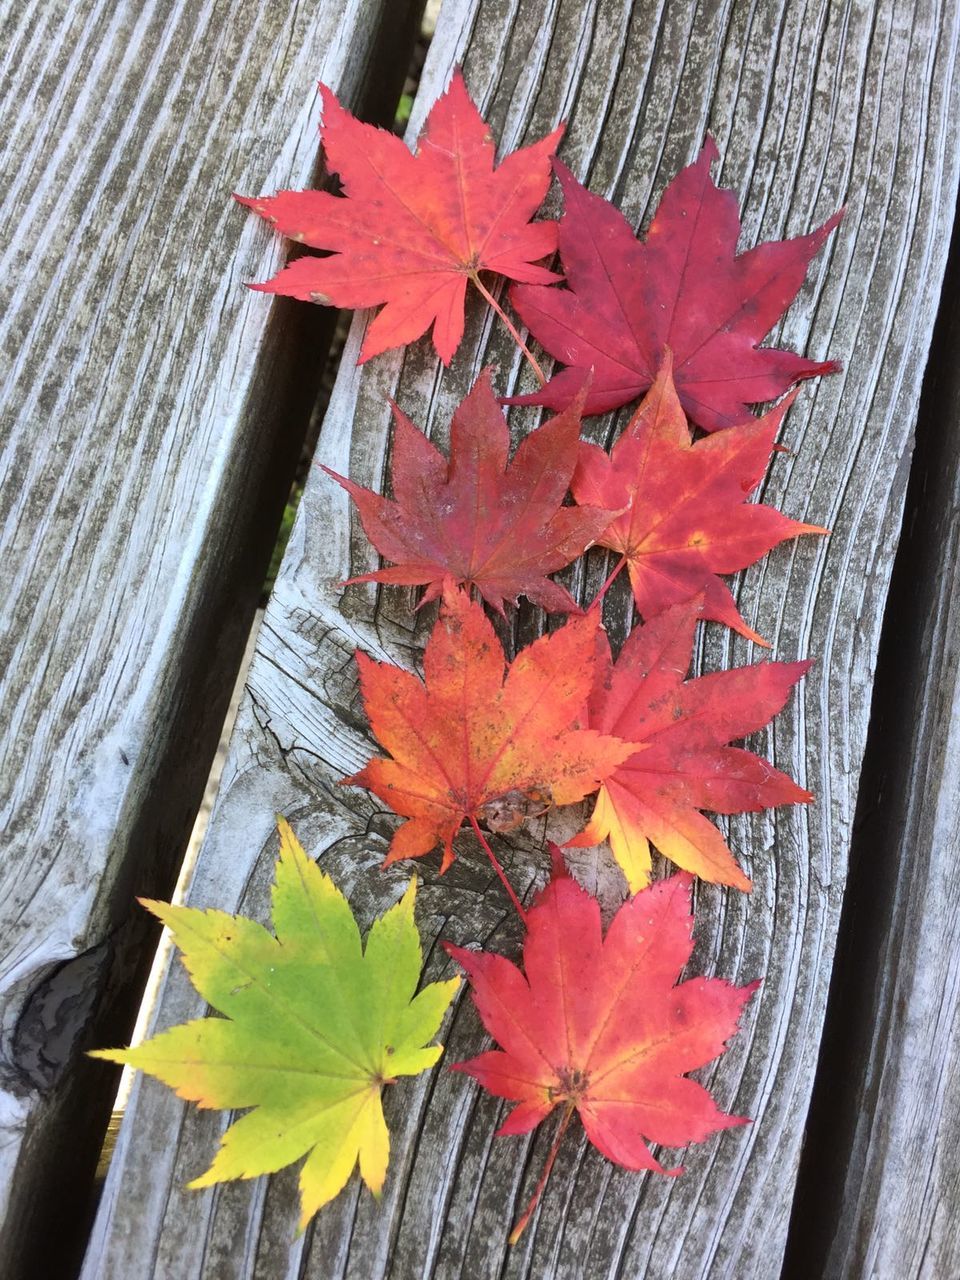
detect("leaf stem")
[592,554,628,609]
[471,273,547,386]
[508,1101,576,1245]
[468,815,528,924]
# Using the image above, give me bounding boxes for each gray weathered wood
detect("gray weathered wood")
[0,0,421,1274]
[86,0,960,1276]
[782,231,960,1277]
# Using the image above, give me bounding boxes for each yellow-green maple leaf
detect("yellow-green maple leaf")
[92,818,459,1229]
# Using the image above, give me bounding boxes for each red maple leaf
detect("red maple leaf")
[446,853,759,1242]
[569,600,811,892]
[346,591,632,878]
[507,141,841,429]
[237,70,563,364]
[326,372,615,614]
[571,352,827,642]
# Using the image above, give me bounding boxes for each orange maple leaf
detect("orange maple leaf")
[238,70,563,364]
[571,353,827,643]
[569,599,811,891]
[347,591,632,873]
[447,854,759,1241]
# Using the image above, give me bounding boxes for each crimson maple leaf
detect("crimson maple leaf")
[572,352,827,642]
[238,70,563,364]
[447,854,759,1242]
[507,141,841,429]
[347,590,632,875]
[569,600,811,892]
[326,372,615,614]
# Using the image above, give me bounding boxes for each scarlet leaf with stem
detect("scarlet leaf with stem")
[507,141,842,428]
[326,372,615,615]
[569,599,811,892]
[446,850,759,1242]
[237,69,563,366]
[345,590,633,890]
[572,352,828,642]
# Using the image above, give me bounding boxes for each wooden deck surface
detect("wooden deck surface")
[3,0,959,1276]
[82,0,960,1276]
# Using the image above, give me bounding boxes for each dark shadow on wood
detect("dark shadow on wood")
[2,6,425,1278]
[781,200,960,1279]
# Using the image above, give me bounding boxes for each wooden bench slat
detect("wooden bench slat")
[783,227,960,1278]
[0,0,422,1274]
[86,1,960,1276]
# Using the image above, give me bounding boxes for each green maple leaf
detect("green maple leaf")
[92,818,459,1228]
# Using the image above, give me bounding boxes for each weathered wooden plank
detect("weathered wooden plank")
[0,1,422,1275]
[783,223,960,1278]
[87,0,960,1276]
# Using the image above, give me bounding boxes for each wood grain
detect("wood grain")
[0,0,421,1274]
[783,222,960,1279]
[86,0,960,1276]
